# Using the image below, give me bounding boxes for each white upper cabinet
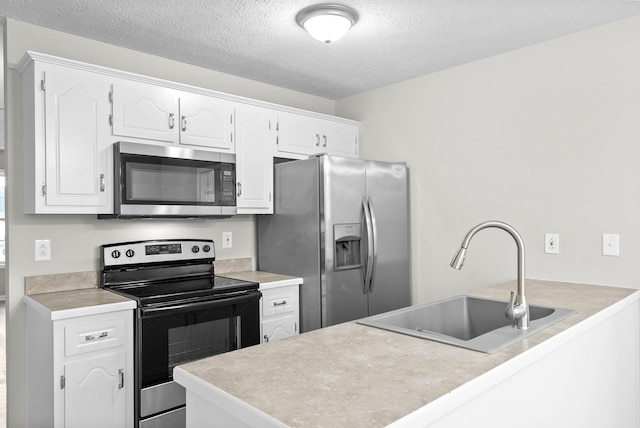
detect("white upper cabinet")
[178,92,234,152]
[235,105,275,214]
[111,82,235,152]
[277,112,359,159]
[19,52,360,216]
[111,81,179,144]
[22,61,113,214]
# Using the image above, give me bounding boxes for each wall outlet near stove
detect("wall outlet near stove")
[35,239,51,261]
[222,232,232,249]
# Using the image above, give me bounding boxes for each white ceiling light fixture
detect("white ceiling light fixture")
[296,4,358,44]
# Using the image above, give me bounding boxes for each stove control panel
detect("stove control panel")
[102,239,215,266]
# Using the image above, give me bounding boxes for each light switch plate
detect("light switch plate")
[222,232,232,249]
[602,233,619,256]
[545,233,559,254]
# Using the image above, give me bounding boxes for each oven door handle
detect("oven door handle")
[139,290,261,317]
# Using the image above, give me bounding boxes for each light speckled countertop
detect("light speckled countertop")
[175,280,637,427]
[220,271,303,290]
[23,288,136,320]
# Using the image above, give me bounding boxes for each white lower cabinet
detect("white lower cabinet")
[260,284,300,343]
[26,308,134,428]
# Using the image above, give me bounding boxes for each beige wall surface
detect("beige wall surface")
[336,15,640,305]
[4,19,334,426]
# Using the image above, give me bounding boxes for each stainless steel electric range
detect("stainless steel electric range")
[100,239,261,428]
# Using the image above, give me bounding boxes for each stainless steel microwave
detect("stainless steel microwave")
[102,141,236,218]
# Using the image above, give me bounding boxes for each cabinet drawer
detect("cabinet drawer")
[261,289,297,318]
[65,315,126,356]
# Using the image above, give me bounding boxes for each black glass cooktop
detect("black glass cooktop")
[107,275,258,307]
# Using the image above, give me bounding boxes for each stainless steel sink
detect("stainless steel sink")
[358,296,575,353]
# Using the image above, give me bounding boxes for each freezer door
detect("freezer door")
[365,160,411,315]
[321,156,369,327]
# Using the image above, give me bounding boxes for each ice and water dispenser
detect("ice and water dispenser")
[334,224,362,271]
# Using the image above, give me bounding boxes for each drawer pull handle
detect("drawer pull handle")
[85,331,108,341]
[273,300,287,307]
[118,369,124,389]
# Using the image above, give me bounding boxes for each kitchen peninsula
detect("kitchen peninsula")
[174,280,640,427]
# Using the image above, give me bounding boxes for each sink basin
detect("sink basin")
[358,295,575,353]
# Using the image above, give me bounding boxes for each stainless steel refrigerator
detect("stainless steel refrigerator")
[257,155,410,333]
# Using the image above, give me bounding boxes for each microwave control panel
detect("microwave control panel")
[220,165,236,205]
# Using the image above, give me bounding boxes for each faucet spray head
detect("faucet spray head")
[450,247,467,270]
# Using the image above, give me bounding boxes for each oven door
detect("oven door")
[114,141,236,217]
[137,291,260,428]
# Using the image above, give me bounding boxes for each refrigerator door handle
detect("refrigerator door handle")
[362,197,374,294]
[367,196,378,292]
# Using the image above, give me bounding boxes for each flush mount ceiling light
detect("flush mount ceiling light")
[296,4,358,44]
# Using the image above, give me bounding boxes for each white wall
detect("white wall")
[336,15,640,305]
[4,19,335,427]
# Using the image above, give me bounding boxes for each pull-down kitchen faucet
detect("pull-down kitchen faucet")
[450,221,529,330]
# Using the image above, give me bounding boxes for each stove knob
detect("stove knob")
[203,245,211,253]
[192,245,200,253]
[111,250,121,259]
[125,249,135,258]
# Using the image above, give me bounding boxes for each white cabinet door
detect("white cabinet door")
[42,67,112,212]
[111,81,179,143]
[277,113,359,159]
[262,318,298,343]
[235,106,275,214]
[277,112,319,157]
[322,120,358,158]
[179,92,234,152]
[64,350,127,428]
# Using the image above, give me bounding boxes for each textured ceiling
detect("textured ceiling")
[2,0,640,99]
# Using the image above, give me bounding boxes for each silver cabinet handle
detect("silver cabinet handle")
[99,174,105,192]
[169,113,175,129]
[118,369,124,389]
[85,331,108,342]
[181,115,187,132]
[322,135,327,147]
[315,133,320,147]
[237,182,242,197]
[273,300,287,307]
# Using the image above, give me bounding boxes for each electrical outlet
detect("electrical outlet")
[545,233,559,254]
[35,239,51,261]
[222,232,232,249]
[603,233,620,256]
